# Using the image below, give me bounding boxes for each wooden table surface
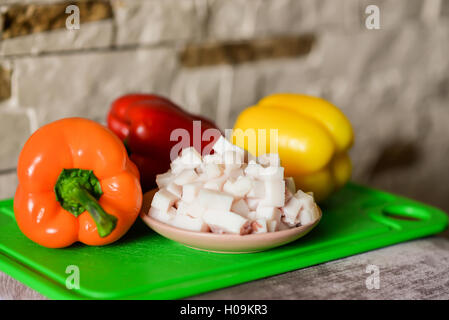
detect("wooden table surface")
[1,232,449,300]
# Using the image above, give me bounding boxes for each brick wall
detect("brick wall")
[1,0,448,211]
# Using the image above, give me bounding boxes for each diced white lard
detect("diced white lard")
[247,211,257,220]
[170,157,185,175]
[181,182,202,202]
[251,219,268,234]
[167,214,210,232]
[282,196,302,226]
[285,188,293,203]
[203,209,251,235]
[187,201,207,219]
[176,200,206,219]
[151,143,320,235]
[260,180,285,207]
[246,198,261,211]
[197,189,234,212]
[231,199,250,218]
[247,179,265,198]
[255,205,281,222]
[257,153,280,167]
[285,177,296,194]
[213,136,246,156]
[156,171,173,189]
[151,189,178,212]
[278,220,291,231]
[244,155,283,180]
[179,147,202,169]
[203,153,223,165]
[174,169,198,185]
[258,166,284,181]
[296,190,320,226]
[223,150,244,170]
[166,182,182,199]
[225,167,244,179]
[149,207,174,223]
[175,200,189,216]
[223,176,252,198]
[203,162,222,179]
[203,175,228,191]
[267,220,278,232]
[282,190,320,226]
[244,160,261,178]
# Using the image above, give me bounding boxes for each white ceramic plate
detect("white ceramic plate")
[140,189,322,253]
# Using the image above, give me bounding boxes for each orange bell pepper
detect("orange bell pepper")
[14,118,142,248]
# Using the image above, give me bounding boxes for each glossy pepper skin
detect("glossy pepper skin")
[233,93,354,202]
[107,94,221,192]
[14,118,142,248]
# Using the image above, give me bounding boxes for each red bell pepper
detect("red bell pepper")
[107,94,221,192]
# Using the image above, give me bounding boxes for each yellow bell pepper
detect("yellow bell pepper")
[232,93,354,202]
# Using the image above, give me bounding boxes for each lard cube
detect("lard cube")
[231,199,250,217]
[181,182,202,202]
[203,153,223,165]
[149,207,174,223]
[260,180,285,207]
[285,177,296,194]
[225,167,244,179]
[174,169,198,185]
[203,175,228,191]
[258,166,284,181]
[282,190,320,226]
[203,162,222,178]
[267,220,278,232]
[251,219,268,234]
[246,198,261,211]
[168,214,209,232]
[223,150,244,170]
[166,182,182,198]
[151,189,178,212]
[257,153,280,167]
[247,179,265,198]
[197,189,234,212]
[255,205,281,222]
[296,190,320,225]
[203,209,251,234]
[156,171,173,189]
[179,147,202,168]
[213,136,245,156]
[244,160,261,178]
[223,176,252,198]
[176,200,206,219]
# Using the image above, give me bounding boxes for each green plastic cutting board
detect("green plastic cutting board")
[0,182,447,299]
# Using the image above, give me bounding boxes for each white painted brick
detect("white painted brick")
[357,0,424,30]
[0,109,32,169]
[14,47,178,125]
[112,0,204,46]
[314,0,359,32]
[0,20,114,56]
[255,0,316,36]
[171,65,234,128]
[207,0,264,41]
[1,1,63,4]
[0,171,18,200]
[207,0,358,41]
[365,95,449,211]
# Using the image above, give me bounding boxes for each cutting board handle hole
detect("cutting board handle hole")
[382,205,430,221]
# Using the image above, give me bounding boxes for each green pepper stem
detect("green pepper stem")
[71,186,117,238]
[54,168,117,238]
